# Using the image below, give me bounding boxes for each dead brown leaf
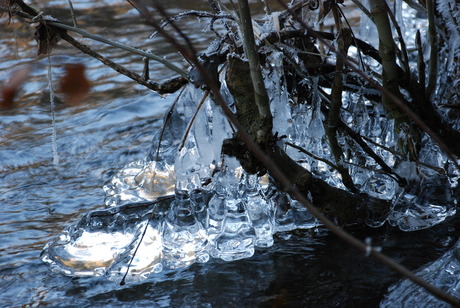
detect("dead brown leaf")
[1,66,31,109]
[59,63,91,105]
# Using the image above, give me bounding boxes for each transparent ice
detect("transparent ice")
[243,174,274,248]
[161,193,209,269]
[41,3,459,289]
[42,199,167,283]
[381,238,460,308]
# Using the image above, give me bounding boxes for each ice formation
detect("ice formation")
[381,237,460,308]
[41,1,458,291]
[42,75,456,282]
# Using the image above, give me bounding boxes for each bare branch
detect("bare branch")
[236,0,273,141]
[426,0,438,97]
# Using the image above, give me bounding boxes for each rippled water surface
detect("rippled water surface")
[1,1,460,307]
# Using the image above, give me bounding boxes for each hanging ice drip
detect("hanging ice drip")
[161,191,210,269]
[243,174,275,248]
[269,187,297,233]
[206,172,227,246]
[208,164,256,261]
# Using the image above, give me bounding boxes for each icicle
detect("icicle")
[266,51,292,138]
[47,55,59,165]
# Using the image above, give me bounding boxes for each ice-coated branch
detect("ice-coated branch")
[275,0,460,166]
[61,33,187,94]
[325,27,357,192]
[1,1,189,94]
[236,0,273,142]
[368,0,404,118]
[2,1,187,78]
[272,0,460,305]
[225,55,390,225]
[369,0,420,160]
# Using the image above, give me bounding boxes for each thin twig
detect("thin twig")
[60,32,187,94]
[350,0,374,23]
[285,141,340,171]
[159,10,234,29]
[402,0,427,15]
[120,196,175,285]
[0,3,189,79]
[338,119,407,186]
[426,0,437,98]
[46,20,188,78]
[179,90,210,150]
[66,0,77,27]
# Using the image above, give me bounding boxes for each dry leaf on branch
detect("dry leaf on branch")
[34,22,66,56]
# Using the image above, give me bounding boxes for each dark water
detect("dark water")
[1,1,460,307]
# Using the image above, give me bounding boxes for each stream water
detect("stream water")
[1,1,460,307]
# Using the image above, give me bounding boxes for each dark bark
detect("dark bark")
[224,55,391,226]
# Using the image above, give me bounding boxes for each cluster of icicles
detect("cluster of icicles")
[42,70,456,283]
